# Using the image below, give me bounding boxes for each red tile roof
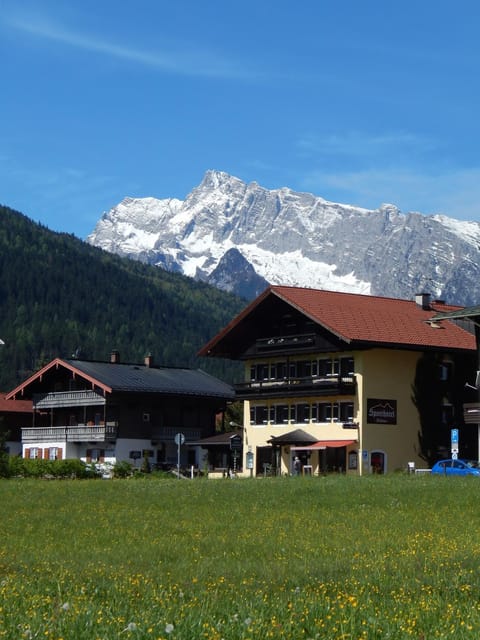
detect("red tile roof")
[200,286,476,355]
[272,286,475,349]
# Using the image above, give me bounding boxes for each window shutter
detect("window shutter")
[44,448,50,460]
[86,449,92,463]
[100,449,105,463]
[25,448,30,459]
[57,448,63,460]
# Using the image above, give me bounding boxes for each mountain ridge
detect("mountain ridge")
[87,170,480,305]
[0,203,245,389]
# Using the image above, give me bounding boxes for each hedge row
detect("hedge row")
[3,457,100,479]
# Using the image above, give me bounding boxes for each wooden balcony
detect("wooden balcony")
[235,375,356,400]
[22,423,118,443]
[33,390,106,409]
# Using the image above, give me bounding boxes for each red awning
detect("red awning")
[291,439,356,451]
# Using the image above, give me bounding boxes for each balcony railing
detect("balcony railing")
[235,375,356,399]
[22,423,118,443]
[33,390,106,409]
[255,333,316,352]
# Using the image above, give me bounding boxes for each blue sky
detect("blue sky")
[2,0,480,239]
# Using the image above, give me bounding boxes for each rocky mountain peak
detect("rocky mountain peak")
[87,170,480,305]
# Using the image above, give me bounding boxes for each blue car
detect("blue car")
[431,459,480,476]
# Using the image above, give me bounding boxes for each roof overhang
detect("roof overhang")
[189,430,242,446]
[6,358,112,400]
[291,439,357,450]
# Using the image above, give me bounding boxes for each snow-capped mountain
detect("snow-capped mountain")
[87,170,480,305]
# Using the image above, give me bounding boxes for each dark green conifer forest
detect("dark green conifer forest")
[0,204,245,390]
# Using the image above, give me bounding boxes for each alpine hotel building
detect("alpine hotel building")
[199,286,477,476]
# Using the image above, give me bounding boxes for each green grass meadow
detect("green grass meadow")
[1,474,480,639]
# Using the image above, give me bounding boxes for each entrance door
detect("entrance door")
[256,446,274,476]
[370,451,385,474]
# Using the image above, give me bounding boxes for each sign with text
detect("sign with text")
[230,434,242,451]
[451,428,459,457]
[367,399,397,425]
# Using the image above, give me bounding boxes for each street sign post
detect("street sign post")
[451,428,459,460]
[230,434,242,475]
[175,432,185,478]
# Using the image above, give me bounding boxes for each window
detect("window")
[143,413,150,422]
[28,447,40,459]
[296,360,309,378]
[272,404,289,424]
[289,404,297,423]
[317,403,330,422]
[259,364,270,380]
[330,359,340,377]
[317,402,340,422]
[250,364,270,381]
[297,403,311,423]
[318,360,329,377]
[331,402,339,422]
[48,447,62,460]
[250,405,269,425]
[86,448,105,463]
[340,357,355,377]
[271,361,287,379]
[339,402,354,422]
[305,359,318,377]
[439,362,452,381]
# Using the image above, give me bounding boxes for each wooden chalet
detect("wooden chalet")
[6,351,234,470]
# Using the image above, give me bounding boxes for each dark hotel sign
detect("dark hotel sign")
[367,399,397,425]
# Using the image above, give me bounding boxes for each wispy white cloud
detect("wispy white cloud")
[297,130,434,158]
[5,12,255,80]
[301,166,480,221]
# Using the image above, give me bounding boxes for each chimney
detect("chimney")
[144,353,154,368]
[110,350,120,364]
[415,293,431,310]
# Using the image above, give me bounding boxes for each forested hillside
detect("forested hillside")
[0,204,245,389]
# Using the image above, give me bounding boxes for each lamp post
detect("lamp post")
[229,421,253,476]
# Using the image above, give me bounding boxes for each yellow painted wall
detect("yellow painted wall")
[240,353,359,476]
[241,397,357,476]
[355,348,424,473]
[239,347,427,477]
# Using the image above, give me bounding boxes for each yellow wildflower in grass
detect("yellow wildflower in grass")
[2,476,480,638]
